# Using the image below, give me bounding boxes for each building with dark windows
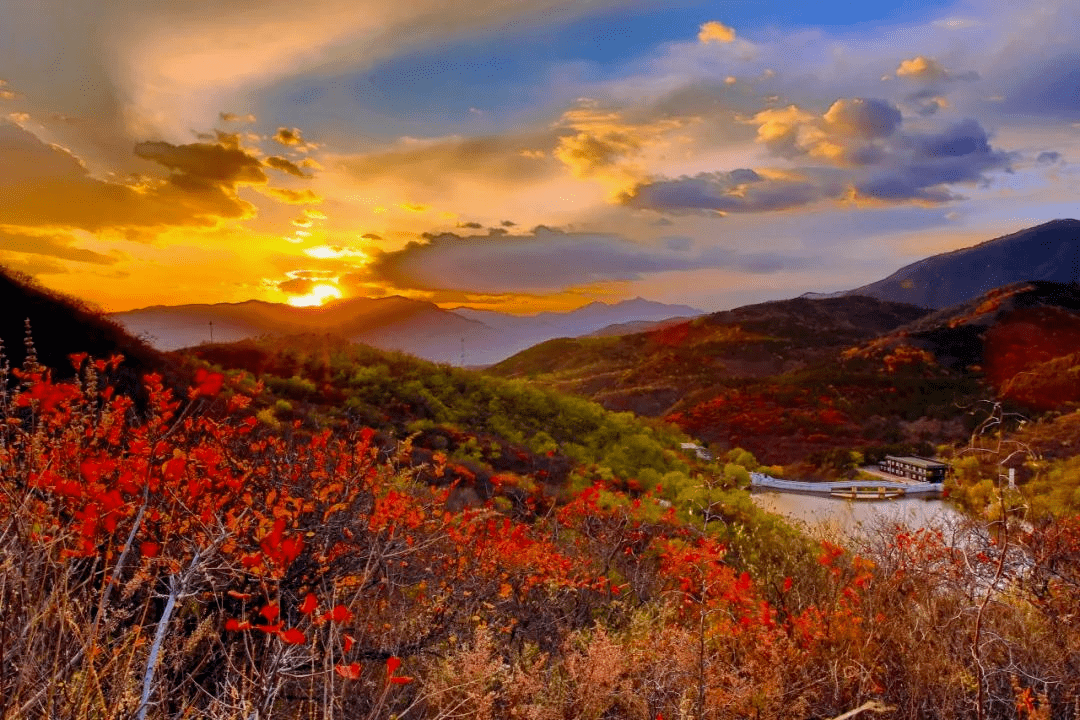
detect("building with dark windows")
[879,455,948,483]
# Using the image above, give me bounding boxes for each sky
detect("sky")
[1,0,1077,313]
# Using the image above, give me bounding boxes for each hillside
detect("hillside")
[842,218,1080,308]
[181,335,725,504]
[0,265,173,395]
[8,309,1079,719]
[844,281,1080,410]
[490,295,931,418]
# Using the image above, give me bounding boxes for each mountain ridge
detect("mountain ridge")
[840,218,1080,308]
[113,296,703,366]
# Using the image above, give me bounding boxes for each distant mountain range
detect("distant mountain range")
[112,296,703,366]
[804,219,1080,308]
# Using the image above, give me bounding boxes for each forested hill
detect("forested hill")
[181,335,728,504]
[488,294,931,417]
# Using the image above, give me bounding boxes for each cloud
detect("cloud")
[553,105,689,187]
[337,134,552,190]
[277,277,317,295]
[0,123,264,231]
[622,170,838,215]
[365,226,807,293]
[823,98,903,140]
[999,52,1080,121]
[752,98,902,165]
[624,113,1012,214]
[133,139,268,188]
[265,155,311,177]
[698,21,736,44]
[1037,150,1062,164]
[896,56,948,82]
[256,186,324,204]
[219,112,257,123]
[904,89,950,116]
[853,119,1013,202]
[273,127,307,147]
[0,227,120,265]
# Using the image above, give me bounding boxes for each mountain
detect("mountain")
[0,266,173,396]
[587,316,696,337]
[843,280,1080,410]
[490,295,931,417]
[841,219,1080,308]
[449,297,703,364]
[114,296,702,366]
[113,296,488,363]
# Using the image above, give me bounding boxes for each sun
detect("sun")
[287,283,343,307]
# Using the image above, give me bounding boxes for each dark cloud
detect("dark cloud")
[622,172,833,214]
[360,232,382,240]
[626,117,1012,214]
[823,98,902,140]
[500,220,516,227]
[265,155,311,177]
[219,112,256,123]
[0,229,119,265]
[273,127,306,146]
[365,227,810,293]
[905,89,947,116]
[278,277,316,295]
[0,123,258,230]
[1037,151,1062,164]
[851,119,1013,202]
[457,221,483,229]
[664,235,692,251]
[134,139,268,190]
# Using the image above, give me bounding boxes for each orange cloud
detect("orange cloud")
[257,187,324,204]
[698,21,736,44]
[0,227,120,265]
[273,127,307,146]
[896,56,948,81]
[0,124,260,231]
[265,155,311,177]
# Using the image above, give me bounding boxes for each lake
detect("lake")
[751,490,969,542]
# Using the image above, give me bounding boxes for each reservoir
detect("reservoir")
[751,490,968,542]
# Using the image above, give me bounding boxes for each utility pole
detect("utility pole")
[209,321,214,344]
[460,337,466,367]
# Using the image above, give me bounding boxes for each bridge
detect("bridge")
[750,472,944,497]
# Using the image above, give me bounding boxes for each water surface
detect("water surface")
[751,491,967,542]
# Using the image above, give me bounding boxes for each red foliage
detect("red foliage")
[335,662,362,680]
[299,593,318,615]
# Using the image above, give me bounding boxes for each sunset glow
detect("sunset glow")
[0,0,1076,313]
[286,284,343,307]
